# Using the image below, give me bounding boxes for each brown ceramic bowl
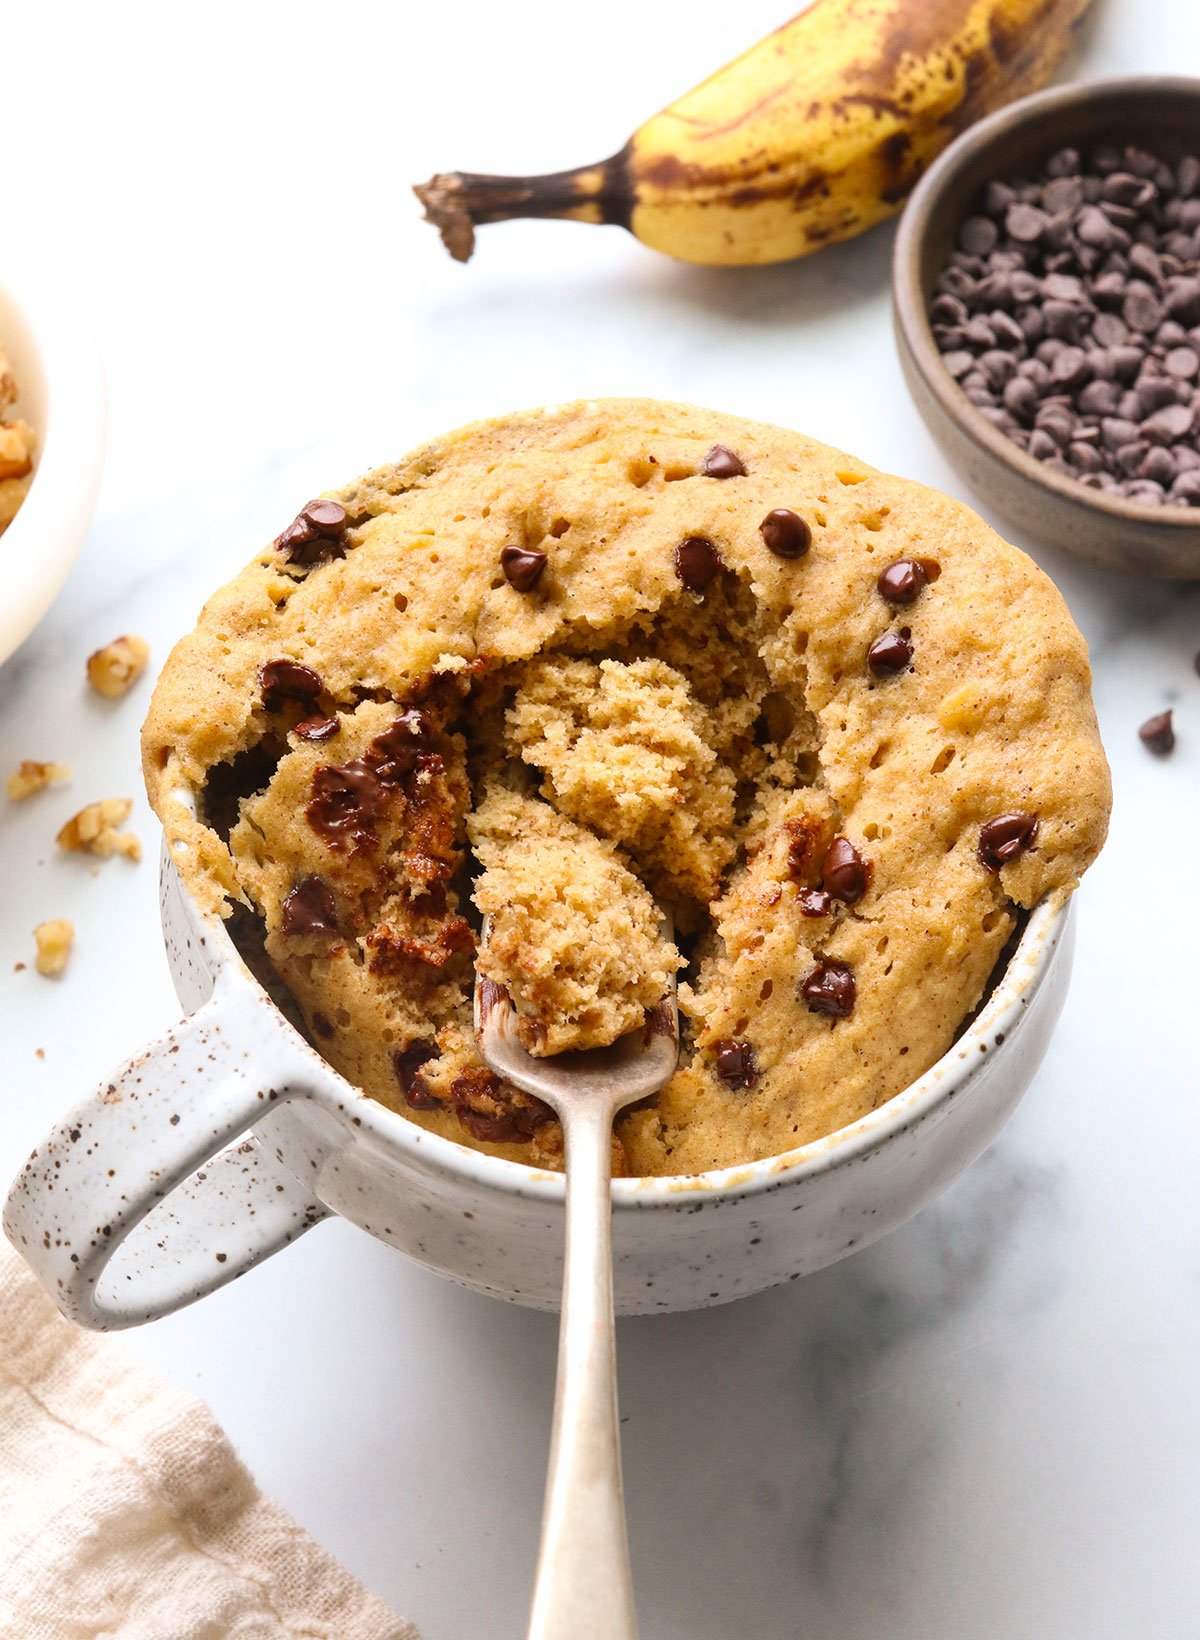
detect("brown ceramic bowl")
[893,76,1200,581]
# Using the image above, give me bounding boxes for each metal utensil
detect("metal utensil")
[475,917,679,1640]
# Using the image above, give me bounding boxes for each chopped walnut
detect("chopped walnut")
[0,473,32,533]
[6,760,71,801]
[0,418,34,481]
[0,346,16,415]
[56,798,142,862]
[0,346,35,537]
[87,634,151,699]
[34,919,74,977]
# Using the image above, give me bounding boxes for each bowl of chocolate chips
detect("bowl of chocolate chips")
[894,76,1200,580]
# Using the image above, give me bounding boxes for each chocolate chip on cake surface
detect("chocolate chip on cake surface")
[867,628,913,676]
[797,887,833,918]
[302,499,348,536]
[877,557,938,605]
[674,535,721,592]
[294,714,340,743]
[500,544,547,591]
[276,499,348,565]
[1138,709,1175,754]
[712,1038,759,1089]
[801,959,856,1019]
[259,659,323,711]
[700,444,747,478]
[759,508,811,559]
[821,836,872,904]
[281,874,339,936]
[977,812,1039,872]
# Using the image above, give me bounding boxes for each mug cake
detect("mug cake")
[143,399,1110,1176]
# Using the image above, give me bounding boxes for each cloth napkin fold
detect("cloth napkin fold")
[0,1242,417,1640]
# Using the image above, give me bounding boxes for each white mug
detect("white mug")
[4,847,1073,1329]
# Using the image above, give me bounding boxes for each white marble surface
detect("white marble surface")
[4,5,1200,1636]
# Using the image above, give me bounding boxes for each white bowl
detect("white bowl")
[0,265,106,665]
[3,847,1075,1330]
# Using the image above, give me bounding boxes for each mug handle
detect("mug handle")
[3,977,330,1330]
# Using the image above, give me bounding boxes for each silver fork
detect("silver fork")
[474,916,679,1640]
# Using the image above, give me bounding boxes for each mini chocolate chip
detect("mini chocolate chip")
[760,508,811,559]
[1006,202,1048,242]
[877,557,937,605]
[393,1040,438,1097]
[281,875,339,936]
[276,500,348,566]
[701,444,747,479]
[867,628,913,676]
[312,1011,336,1039]
[301,498,348,537]
[674,536,721,592]
[801,959,856,1019]
[821,836,872,904]
[712,1039,759,1090]
[259,658,323,711]
[294,714,340,743]
[1138,709,1175,754]
[500,545,547,592]
[977,812,1039,872]
[797,887,833,918]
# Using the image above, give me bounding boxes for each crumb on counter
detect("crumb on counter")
[33,919,74,977]
[87,634,151,699]
[6,760,71,801]
[56,798,142,862]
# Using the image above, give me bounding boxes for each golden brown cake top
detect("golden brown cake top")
[143,398,1110,1176]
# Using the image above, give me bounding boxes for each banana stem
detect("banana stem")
[413,157,627,262]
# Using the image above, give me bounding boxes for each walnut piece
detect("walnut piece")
[34,919,74,977]
[0,346,35,538]
[0,418,34,481]
[6,760,71,801]
[87,634,151,699]
[0,346,16,416]
[56,797,142,862]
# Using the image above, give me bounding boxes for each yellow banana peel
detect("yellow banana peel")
[416,0,1094,267]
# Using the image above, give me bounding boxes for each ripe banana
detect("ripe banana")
[415,0,1093,267]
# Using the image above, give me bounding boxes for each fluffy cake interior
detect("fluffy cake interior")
[142,399,1111,1177]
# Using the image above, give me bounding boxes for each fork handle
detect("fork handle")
[527,1096,638,1640]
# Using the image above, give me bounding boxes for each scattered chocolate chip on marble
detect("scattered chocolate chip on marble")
[500,544,547,592]
[977,812,1039,872]
[759,508,811,559]
[701,444,747,479]
[259,659,323,711]
[1138,708,1176,754]
[821,836,872,904]
[674,536,722,592]
[294,714,340,743]
[877,556,939,605]
[800,959,856,1019]
[867,628,913,676]
[797,887,833,918]
[281,874,339,936]
[931,143,1200,506]
[712,1039,759,1089]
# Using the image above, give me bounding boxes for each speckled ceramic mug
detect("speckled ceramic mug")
[4,848,1074,1330]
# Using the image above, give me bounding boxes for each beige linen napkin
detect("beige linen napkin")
[0,1241,417,1640]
